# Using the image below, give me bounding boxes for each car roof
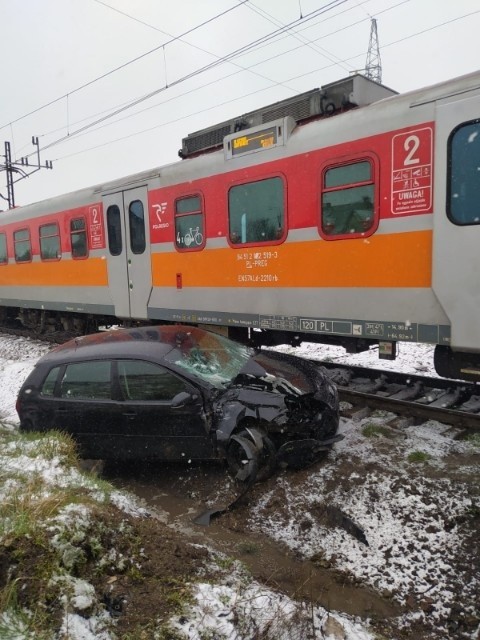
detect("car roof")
[39,325,211,365]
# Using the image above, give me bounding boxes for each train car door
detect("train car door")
[102,186,152,320]
[433,89,480,351]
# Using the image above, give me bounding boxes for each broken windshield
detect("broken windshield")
[164,330,254,388]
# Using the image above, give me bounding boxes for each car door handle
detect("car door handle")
[122,411,137,419]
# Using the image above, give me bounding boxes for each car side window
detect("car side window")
[118,360,189,401]
[60,361,111,399]
[40,366,61,396]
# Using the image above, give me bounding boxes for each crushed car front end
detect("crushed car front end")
[213,349,341,480]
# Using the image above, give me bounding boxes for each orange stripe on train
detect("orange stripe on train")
[151,231,432,288]
[0,258,108,287]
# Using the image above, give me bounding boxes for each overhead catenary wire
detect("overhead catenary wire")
[0,0,250,132]
[18,0,351,158]
[43,0,409,152]
[244,0,354,72]
[26,0,373,146]
[51,4,479,164]
[93,0,297,95]
[6,1,479,179]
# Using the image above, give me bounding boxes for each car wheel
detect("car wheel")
[226,427,277,484]
[244,426,277,481]
[226,433,259,485]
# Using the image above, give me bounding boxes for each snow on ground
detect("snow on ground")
[274,340,438,377]
[172,561,375,640]
[0,335,51,425]
[249,439,477,625]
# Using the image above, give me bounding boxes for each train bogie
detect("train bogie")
[1,72,479,381]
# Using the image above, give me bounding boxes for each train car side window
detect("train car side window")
[175,195,205,250]
[321,160,375,238]
[39,223,61,260]
[71,218,88,258]
[128,200,146,254]
[228,177,284,245]
[107,204,122,256]
[14,229,32,262]
[0,233,7,264]
[448,120,480,225]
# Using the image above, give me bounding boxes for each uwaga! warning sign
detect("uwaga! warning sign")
[391,127,433,215]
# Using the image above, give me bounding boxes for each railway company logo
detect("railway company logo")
[152,202,169,230]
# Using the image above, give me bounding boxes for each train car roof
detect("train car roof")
[4,69,480,219]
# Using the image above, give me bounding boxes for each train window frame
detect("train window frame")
[70,217,88,259]
[128,199,146,255]
[39,222,61,261]
[174,194,205,252]
[319,155,378,240]
[107,204,123,256]
[14,228,32,263]
[227,175,286,247]
[447,118,480,226]
[0,232,7,264]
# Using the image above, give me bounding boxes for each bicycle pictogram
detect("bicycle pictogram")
[179,226,203,247]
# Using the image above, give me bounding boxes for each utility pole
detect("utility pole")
[365,18,382,84]
[0,137,53,209]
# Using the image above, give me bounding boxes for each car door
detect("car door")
[49,360,125,459]
[114,359,215,460]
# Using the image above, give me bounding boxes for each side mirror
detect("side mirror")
[171,391,198,408]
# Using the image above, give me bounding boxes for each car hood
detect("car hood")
[235,349,331,398]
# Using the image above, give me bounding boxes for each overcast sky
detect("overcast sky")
[1,0,479,207]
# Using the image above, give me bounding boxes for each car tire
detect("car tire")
[226,426,277,483]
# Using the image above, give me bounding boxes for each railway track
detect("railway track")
[319,361,480,430]
[0,325,79,345]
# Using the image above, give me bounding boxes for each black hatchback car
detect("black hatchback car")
[17,325,340,482]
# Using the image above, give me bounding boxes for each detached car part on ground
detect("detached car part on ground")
[17,325,341,486]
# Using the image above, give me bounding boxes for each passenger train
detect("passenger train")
[1,71,479,381]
